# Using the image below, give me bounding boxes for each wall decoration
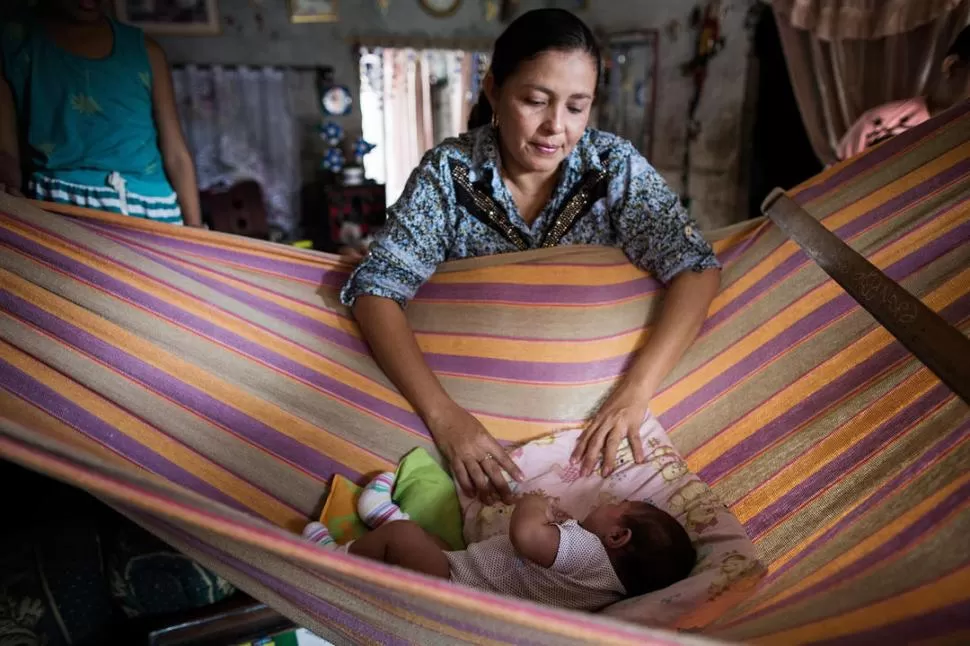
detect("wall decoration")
[320,147,346,173]
[598,29,659,161]
[288,0,338,23]
[419,0,461,17]
[318,121,344,146]
[352,137,377,165]
[321,84,353,116]
[114,0,220,35]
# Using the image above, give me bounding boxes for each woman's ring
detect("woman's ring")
[482,453,495,462]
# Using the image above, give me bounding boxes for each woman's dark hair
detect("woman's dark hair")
[467,8,600,130]
[946,24,970,62]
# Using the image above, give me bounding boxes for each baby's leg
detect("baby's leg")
[349,520,450,579]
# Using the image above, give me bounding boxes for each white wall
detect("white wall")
[155,0,755,229]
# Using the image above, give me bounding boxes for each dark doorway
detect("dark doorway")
[746,7,823,218]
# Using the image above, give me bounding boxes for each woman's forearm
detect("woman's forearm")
[624,268,721,401]
[353,295,457,424]
[164,152,202,227]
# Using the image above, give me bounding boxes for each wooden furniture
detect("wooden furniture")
[133,594,294,646]
[308,181,386,252]
[200,181,270,239]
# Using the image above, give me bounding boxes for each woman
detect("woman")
[0,0,202,226]
[342,9,721,504]
[837,25,970,160]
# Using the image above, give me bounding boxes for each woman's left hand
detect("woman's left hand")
[570,381,648,478]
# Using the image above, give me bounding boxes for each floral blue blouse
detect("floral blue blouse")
[340,125,720,307]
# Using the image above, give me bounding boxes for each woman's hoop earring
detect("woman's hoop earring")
[491,113,499,129]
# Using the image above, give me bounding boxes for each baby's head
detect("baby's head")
[581,500,696,596]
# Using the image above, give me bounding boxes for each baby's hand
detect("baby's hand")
[549,504,572,524]
[516,493,571,524]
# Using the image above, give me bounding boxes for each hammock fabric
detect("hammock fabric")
[1,101,969,645]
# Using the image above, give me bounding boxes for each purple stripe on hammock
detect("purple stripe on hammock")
[698,342,907,481]
[0,288,362,483]
[833,158,970,241]
[149,517,666,646]
[743,382,958,538]
[128,243,635,382]
[80,219,661,305]
[78,219,659,305]
[150,516,549,646]
[415,275,659,304]
[329,566,552,645]
[115,245,630,384]
[8,225,635,385]
[0,359,252,515]
[725,429,970,627]
[793,101,970,204]
[710,221,773,269]
[698,295,970,484]
[143,520,408,646]
[8,222,647,384]
[97,231,355,323]
[758,418,970,588]
[75,219,349,288]
[658,221,970,429]
[809,596,970,646]
[704,173,970,334]
[0,226,428,434]
[99,237,371,354]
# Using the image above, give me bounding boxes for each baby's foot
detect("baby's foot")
[357,472,410,528]
[302,521,337,549]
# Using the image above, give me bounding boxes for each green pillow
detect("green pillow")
[393,448,465,550]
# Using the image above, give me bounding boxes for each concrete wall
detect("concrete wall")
[155,0,755,229]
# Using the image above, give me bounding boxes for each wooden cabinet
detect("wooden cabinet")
[309,182,387,252]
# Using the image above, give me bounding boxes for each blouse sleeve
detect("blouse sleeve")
[340,149,454,308]
[606,142,720,284]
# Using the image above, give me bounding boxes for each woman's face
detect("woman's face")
[487,49,597,176]
[56,0,106,22]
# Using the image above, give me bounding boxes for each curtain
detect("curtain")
[171,65,300,236]
[771,0,970,164]
[359,47,489,205]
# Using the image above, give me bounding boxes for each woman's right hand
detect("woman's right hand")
[426,403,524,505]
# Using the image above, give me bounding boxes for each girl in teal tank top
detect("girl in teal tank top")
[0,0,201,226]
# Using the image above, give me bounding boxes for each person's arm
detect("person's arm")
[572,268,719,476]
[508,494,562,568]
[145,37,202,227]
[0,58,23,197]
[572,143,721,476]
[354,296,523,503]
[343,152,524,504]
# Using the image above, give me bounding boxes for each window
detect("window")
[358,47,489,205]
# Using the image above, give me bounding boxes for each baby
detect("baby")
[303,472,696,611]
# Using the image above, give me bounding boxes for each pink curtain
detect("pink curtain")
[358,47,489,205]
[771,0,970,164]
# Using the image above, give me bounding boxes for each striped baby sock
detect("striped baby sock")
[302,521,337,549]
[357,471,410,528]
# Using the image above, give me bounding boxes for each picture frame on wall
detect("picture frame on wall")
[114,0,221,35]
[288,0,339,23]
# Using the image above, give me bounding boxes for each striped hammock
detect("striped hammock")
[1,102,968,645]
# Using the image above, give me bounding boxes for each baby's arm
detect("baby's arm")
[509,495,564,568]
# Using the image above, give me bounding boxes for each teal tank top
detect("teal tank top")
[1,18,182,223]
